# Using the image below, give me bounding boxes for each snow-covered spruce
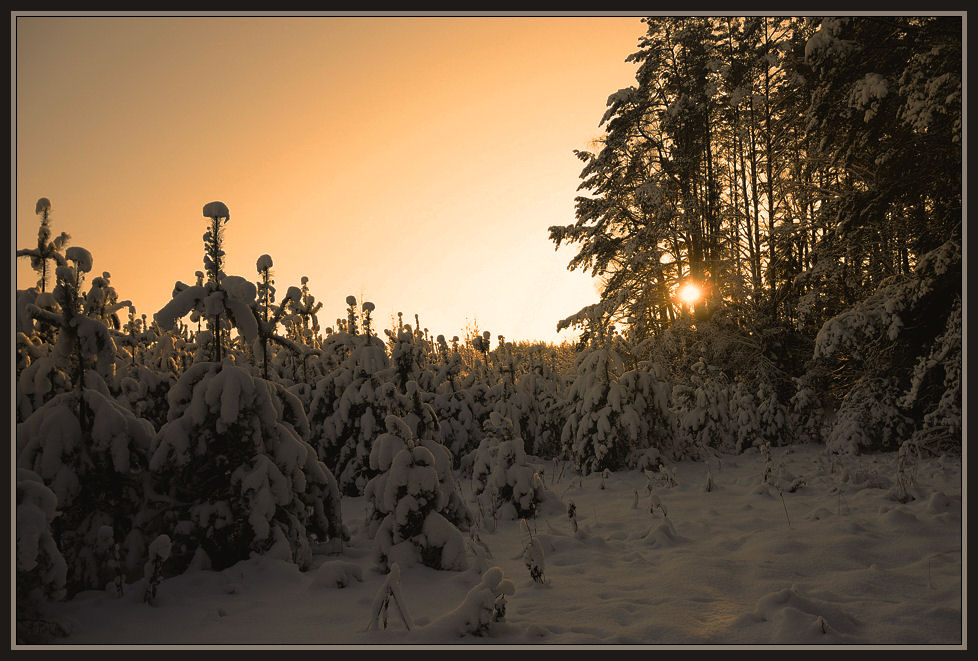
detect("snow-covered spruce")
[16,331,72,423]
[17,254,156,596]
[17,387,155,596]
[900,294,962,453]
[16,196,70,295]
[482,339,530,449]
[428,375,486,466]
[135,322,187,378]
[728,376,790,452]
[396,379,442,446]
[561,340,656,473]
[16,288,42,337]
[789,374,828,446]
[156,274,259,364]
[252,255,289,381]
[83,271,131,332]
[449,377,495,474]
[364,414,471,572]
[16,469,68,643]
[388,324,430,394]
[155,201,259,366]
[471,411,556,521]
[278,276,324,385]
[19,253,119,421]
[814,239,961,363]
[671,359,733,457]
[310,332,398,496]
[825,376,914,455]
[148,361,346,573]
[616,361,676,462]
[124,371,174,431]
[424,566,516,637]
[513,359,566,459]
[813,238,961,454]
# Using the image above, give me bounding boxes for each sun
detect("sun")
[677,281,702,307]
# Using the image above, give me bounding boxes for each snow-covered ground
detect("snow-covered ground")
[45,443,963,648]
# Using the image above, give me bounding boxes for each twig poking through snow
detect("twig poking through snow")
[365,563,413,631]
[520,519,547,584]
[143,535,171,606]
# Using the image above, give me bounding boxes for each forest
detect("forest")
[14,16,962,646]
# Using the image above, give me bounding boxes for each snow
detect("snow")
[222,275,256,303]
[16,470,68,603]
[43,443,961,646]
[311,559,363,589]
[602,86,635,124]
[16,470,61,573]
[87,389,155,473]
[424,566,515,637]
[147,535,172,564]
[155,285,208,332]
[17,396,84,505]
[804,18,845,63]
[65,247,94,273]
[848,73,889,122]
[419,512,467,571]
[202,201,230,219]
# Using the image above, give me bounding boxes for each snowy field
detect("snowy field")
[46,443,963,648]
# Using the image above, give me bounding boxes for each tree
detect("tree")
[471,411,554,520]
[155,202,259,361]
[17,249,156,596]
[148,362,346,572]
[17,197,70,294]
[16,469,68,643]
[365,414,471,572]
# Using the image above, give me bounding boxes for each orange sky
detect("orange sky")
[14,14,644,344]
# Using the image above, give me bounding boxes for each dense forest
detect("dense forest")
[15,16,961,643]
[550,15,961,457]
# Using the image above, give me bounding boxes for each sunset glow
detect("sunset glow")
[14,14,645,344]
[677,281,702,308]
[13,13,964,647]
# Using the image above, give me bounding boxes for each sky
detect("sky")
[14,14,646,345]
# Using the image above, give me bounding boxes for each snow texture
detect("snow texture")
[40,443,961,646]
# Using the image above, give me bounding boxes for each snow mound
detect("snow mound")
[737,584,861,644]
[310,560,363,589]
[640,519,688,548]
[423,566,516,638]
[923,490,959,517]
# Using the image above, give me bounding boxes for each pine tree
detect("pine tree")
[156,202,260,362]
[148,362,346,572]
[365,415,471,572]
[17,197,70,294]
[17,249,156,595]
